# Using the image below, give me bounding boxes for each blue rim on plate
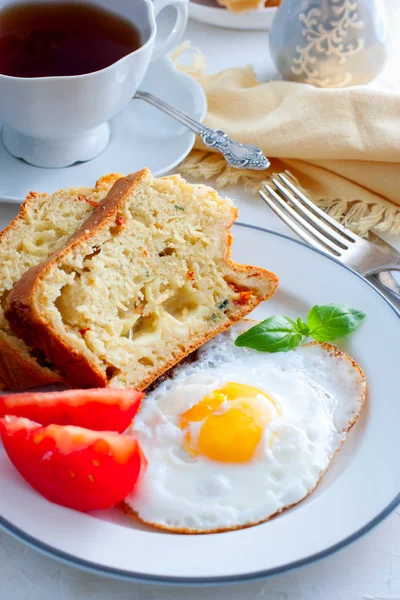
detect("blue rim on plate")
[0,222,399,586]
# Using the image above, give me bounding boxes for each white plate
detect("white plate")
[189,0,277,30]
[0,224,399,585]
[0,56,207,203]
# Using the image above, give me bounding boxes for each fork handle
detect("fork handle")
[358,254,400,301]
[365,256,400,275]
[373,272,400,302]
[354,246,400,277]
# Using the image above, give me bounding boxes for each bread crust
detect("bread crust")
[6,170,278,390]
[0,174,122,390]
[5,173,147,389]
[0,191,62,389]
[0,331,63,390]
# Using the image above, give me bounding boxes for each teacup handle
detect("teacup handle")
[151,0,188,63]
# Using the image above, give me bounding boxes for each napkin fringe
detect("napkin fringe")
[178,149,266,192]
[179,150,400,237]
[317,198,400,237]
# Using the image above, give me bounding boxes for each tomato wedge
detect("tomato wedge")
[0,416,147,512]
[0,388,143,433]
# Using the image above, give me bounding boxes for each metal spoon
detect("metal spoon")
[134,90,270,171]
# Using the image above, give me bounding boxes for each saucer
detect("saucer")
[0,57,207,203]
[189,0,277,30]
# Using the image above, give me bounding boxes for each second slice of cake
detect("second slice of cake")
[6,168,278,390]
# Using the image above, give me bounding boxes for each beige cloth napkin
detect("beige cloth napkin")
[174,46,400,237]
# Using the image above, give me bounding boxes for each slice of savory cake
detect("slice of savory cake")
[6,168,278,390]
[0,174,122,390]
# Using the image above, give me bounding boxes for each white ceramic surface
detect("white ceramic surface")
[0,224,398,584]
[0,56,206,200]
[0,0,188,167]
[188,0,277,30]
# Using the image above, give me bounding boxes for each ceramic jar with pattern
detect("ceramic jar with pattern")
[269,0,388,87]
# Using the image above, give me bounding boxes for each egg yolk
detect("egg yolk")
[179,382,278,463]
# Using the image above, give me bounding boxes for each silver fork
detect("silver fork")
[259,174,400,301]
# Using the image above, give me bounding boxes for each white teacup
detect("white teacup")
[0,0,188,168]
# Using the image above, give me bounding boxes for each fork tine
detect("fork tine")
[259,188,338,258]
[272,177,350,249]
[261,184,342,255]
[277,174,357,242]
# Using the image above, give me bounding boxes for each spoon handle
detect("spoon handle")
[134,91,270,171]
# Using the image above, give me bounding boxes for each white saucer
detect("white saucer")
[189,0,277,30]
[0,57,207,203]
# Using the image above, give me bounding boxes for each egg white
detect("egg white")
[125,323,366,533]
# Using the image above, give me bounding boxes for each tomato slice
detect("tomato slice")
[0,388,143,433]
[0,416,147,512]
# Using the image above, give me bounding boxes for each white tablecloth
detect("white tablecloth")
[1,1,399,597]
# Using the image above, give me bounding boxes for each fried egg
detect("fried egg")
[125,323,365,533]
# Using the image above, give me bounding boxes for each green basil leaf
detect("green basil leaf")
[307,304,366,342]
[235,316,303,352]
[295,317,310,337]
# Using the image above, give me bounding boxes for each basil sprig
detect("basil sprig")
[306,304,366,342]
[235,304,365,353]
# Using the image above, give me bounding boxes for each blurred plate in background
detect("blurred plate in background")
[189,0,277,30]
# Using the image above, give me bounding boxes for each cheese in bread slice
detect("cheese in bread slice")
[0,174,122,390]
[6,168,278,390]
